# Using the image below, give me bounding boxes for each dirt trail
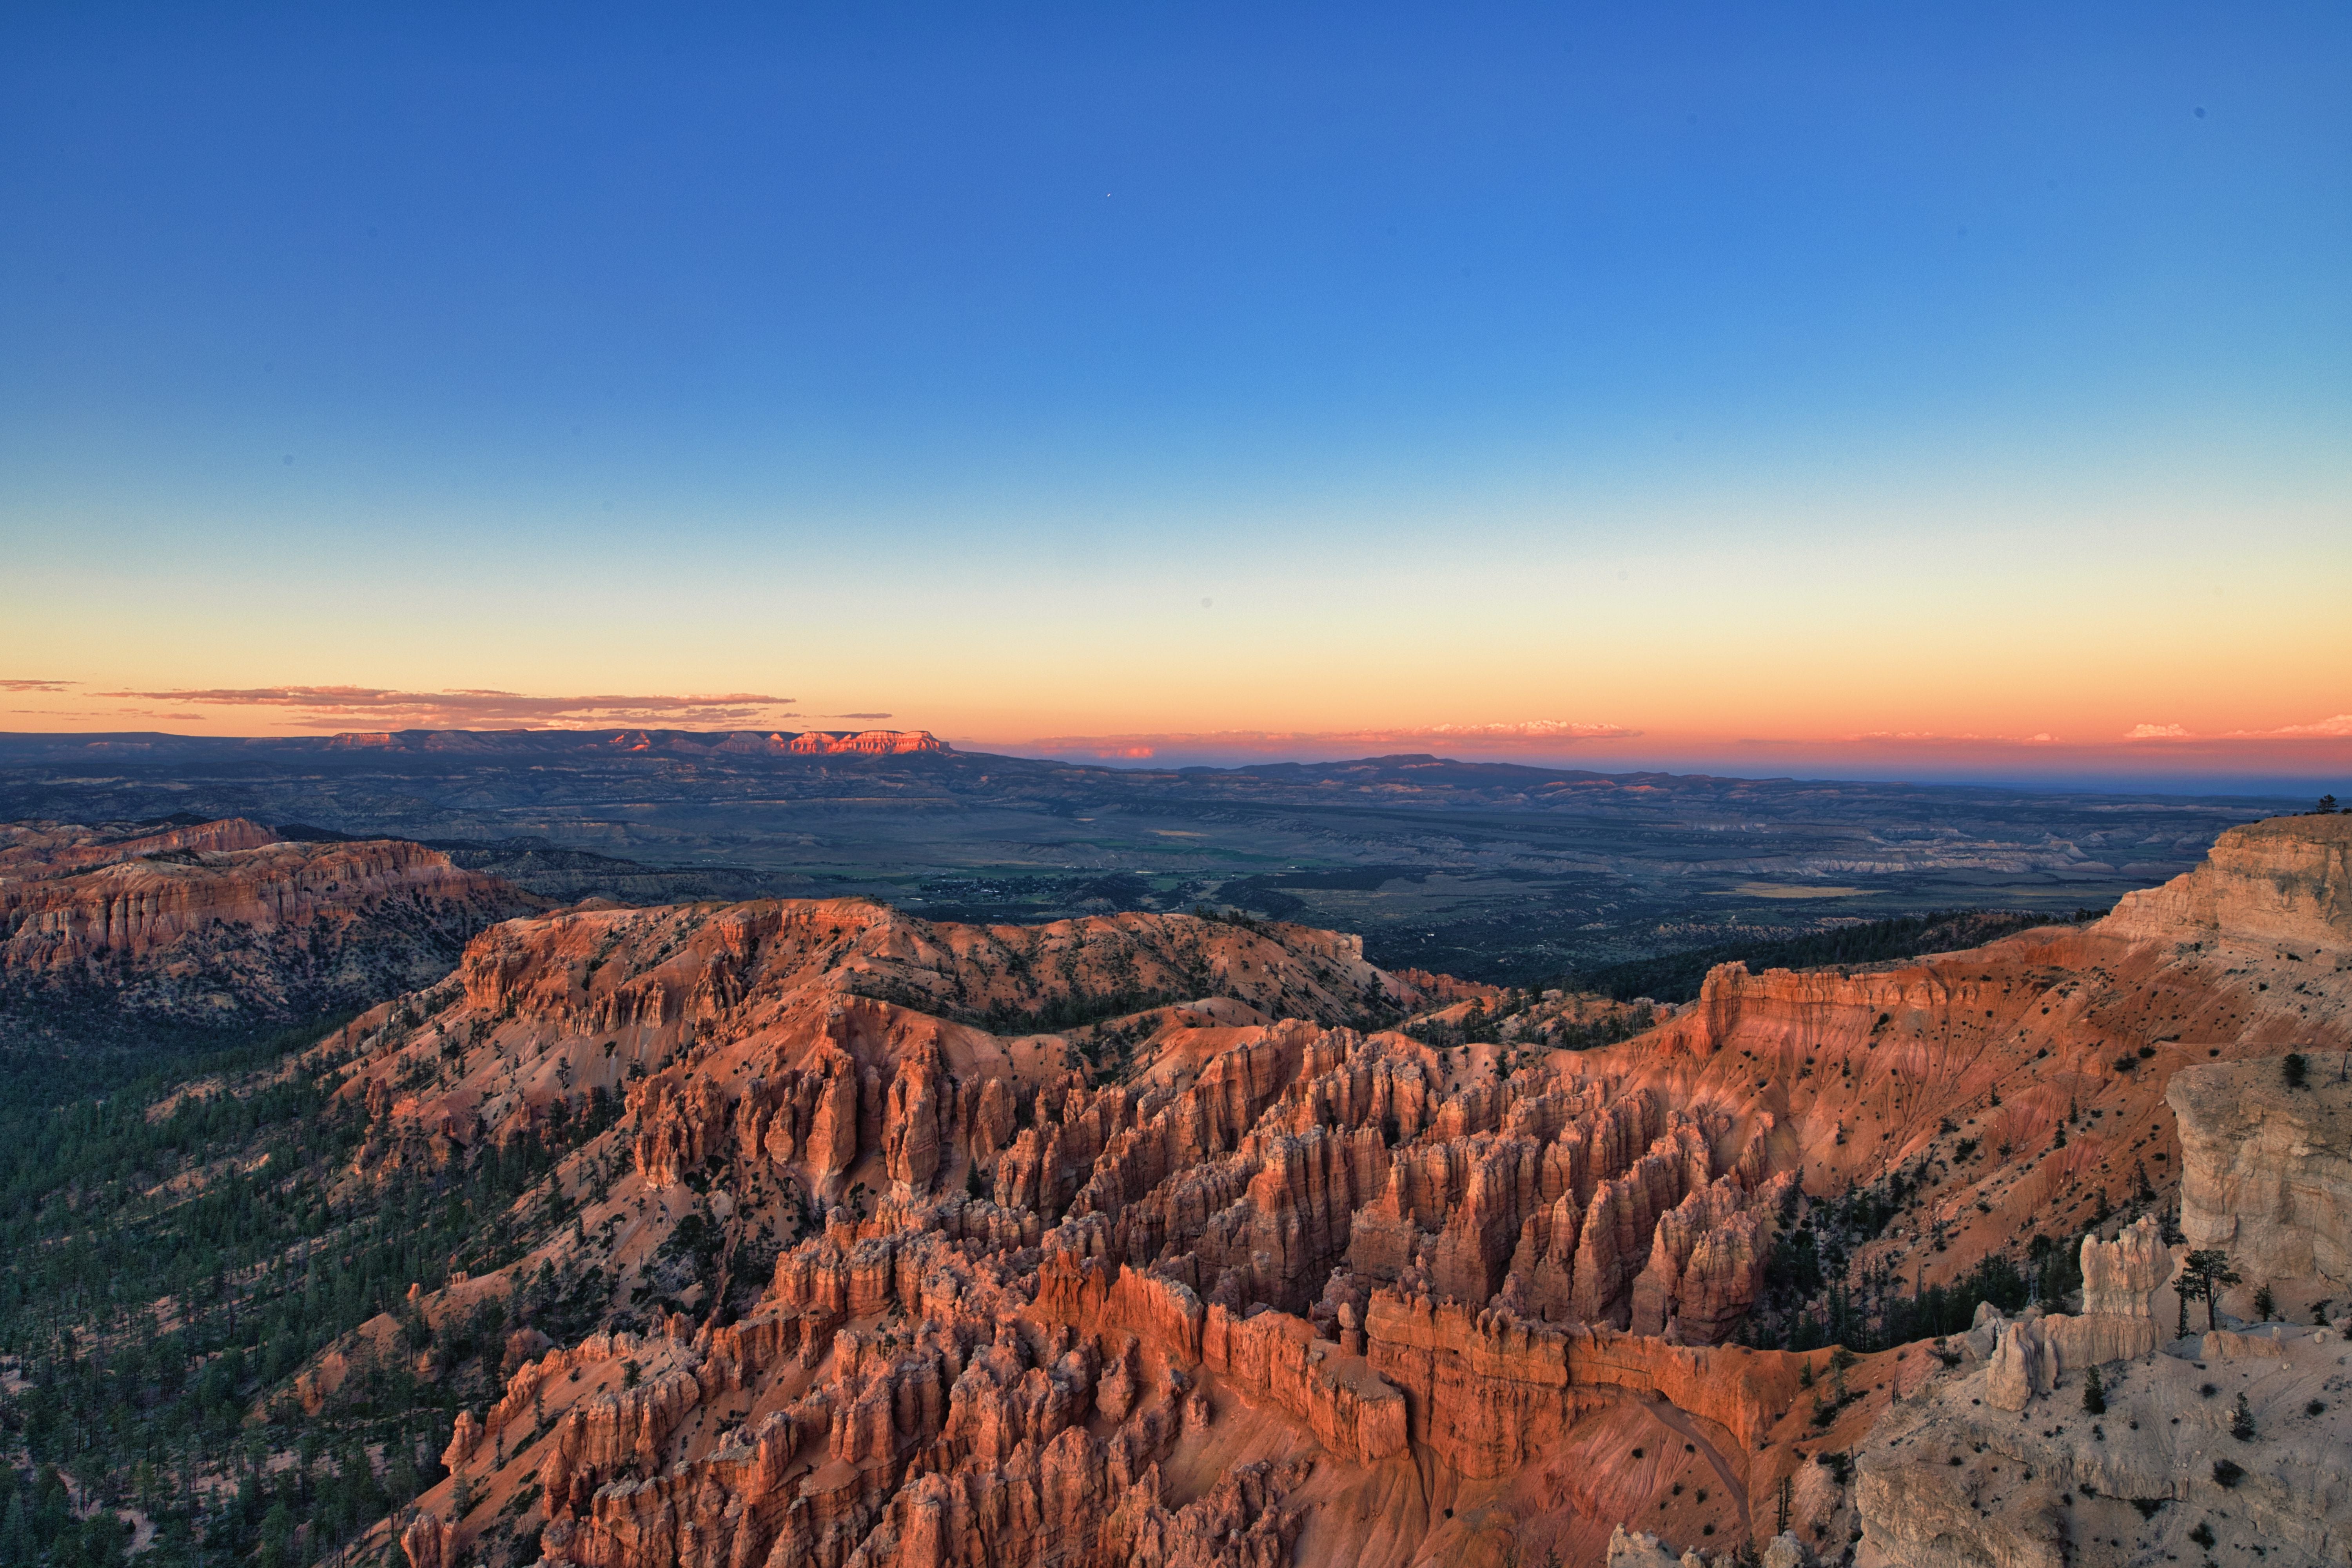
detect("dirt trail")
[1643,1399,1752,1534]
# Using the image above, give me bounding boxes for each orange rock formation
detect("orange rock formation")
[334,814,2348,1568]
[0,817,539,1028]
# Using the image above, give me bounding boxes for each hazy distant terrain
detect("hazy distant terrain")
[0,730,2294,984]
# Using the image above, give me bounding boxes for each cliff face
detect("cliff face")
[2101,812,2352,949]
[1588,813,2352,1296]
[787,729,946,755]
[332,814,2352,1568]
[0,817,541,1035]
[2169,1060,2352,1285]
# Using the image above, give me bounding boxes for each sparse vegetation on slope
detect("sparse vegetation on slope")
[1577,908,2108,1004]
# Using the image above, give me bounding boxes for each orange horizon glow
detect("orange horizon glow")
[4,9,2347,797]
[4,680,2347,786]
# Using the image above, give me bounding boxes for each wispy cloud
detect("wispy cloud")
[0,679,77,693]
[2227,713,2352,739]
[93,685,801,730]
[11,707,211,721]
[1013,720,1639,761]
[2123,723,2193,740]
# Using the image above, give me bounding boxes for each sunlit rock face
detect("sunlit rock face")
[0,815,540,1031]
[2102,811,2352,949]
[320,816,2352,1568]
[2170,1060,2352,1286]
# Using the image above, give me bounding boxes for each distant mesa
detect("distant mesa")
[320,727,948,755]
[786,728,946,756]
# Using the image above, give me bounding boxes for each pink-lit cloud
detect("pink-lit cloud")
[2229,713,2352,739]
[92,685,801,730]
[0,679,77,693]
[2123,723,2193,740]
[10,707,209,720]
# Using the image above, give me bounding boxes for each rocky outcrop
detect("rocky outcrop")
[1628,1171,1793,1341]
[1608,1526,1685,1568]
[1609,1527,1809,1568]
[1858,1315,2352,1568]
[398,1512,462,1568]
[1201,1301,1407,1465]
[1364,1290,1802,1477]
[2169,1059,2352,1286]
[0,817,538,1034]
[2102,811,2352,948]
[1982,1218,2170,1410]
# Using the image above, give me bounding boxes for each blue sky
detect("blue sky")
[3,3,2347,781]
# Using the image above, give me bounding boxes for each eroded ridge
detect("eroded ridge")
[336,813,2352,1568]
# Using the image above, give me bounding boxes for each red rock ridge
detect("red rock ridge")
[0,817,540,1027]
[789,729,947,755]
[358,902,1806,1568]
[356,816,2352,1568]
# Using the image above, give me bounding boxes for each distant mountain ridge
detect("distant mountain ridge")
[0,726,948,758]
[319,727,949,756]
[0,731,2296,989]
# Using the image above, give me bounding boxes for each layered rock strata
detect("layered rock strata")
[1977,1218,2171,1411]
[0,815,539,1031]
[2168,1059,2352,1286]
[338,814,2352,1568]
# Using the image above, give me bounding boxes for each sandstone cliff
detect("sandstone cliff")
[2169,1058,2352,1287]
[1577,813,2352,1298]
[0,816,540,1037]
[2101,811,2352,949]
[327,814,2352,1568]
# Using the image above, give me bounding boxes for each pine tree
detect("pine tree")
[2082,1365,2106,1414]
[258,1501,296,1568]
[2184,1250,2242,1331]
[1,1492,31,1564]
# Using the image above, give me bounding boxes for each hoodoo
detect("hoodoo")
[309,816,2352,1568]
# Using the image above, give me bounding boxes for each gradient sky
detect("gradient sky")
[3,3,2347,786]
